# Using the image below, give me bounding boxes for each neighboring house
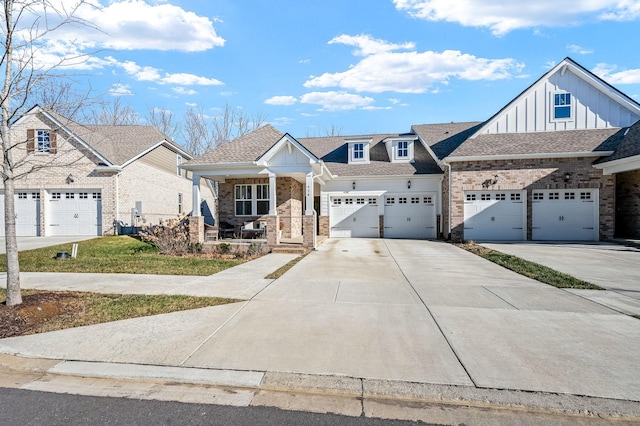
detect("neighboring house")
[183,57,640,248]
[5,105,214,237]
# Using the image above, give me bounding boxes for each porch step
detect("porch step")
[271,245,308,255]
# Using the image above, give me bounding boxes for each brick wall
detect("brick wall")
[219,177,303,238]
[318,215,330,236]
[616,169,640,238]
[448,157,615,241]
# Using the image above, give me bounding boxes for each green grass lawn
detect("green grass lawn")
[0,236,243,275]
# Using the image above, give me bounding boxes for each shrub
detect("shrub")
[247,241,264,257]
[218,242,231,254]
[139,216,190,255]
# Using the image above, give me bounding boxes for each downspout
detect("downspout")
[115,172,120,234]
[446,162,452,240]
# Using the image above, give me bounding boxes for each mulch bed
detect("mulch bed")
[1,292,85,338]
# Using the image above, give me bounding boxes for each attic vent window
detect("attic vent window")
[553,92,572,120]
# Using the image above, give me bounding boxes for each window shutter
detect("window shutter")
[26,129,35,153]
[50,131,57,154]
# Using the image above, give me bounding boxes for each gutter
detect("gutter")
[444,151,614,163]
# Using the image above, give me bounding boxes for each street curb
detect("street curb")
[1,353,639,421]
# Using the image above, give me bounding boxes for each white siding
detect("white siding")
[480,67,640,135]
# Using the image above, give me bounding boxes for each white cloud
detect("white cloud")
[304,35,522,93]
[172,87,198,95]
[299,59,311,64]
[185,102,198,107]
[593,63,640,84]
[105,57,223,88]
[160,73,223,86]
[300,91,375,111]
[108,83,134,96]
[42,0,225,52]
[392,0,640,35]
[272,116,295,126]
[265,96,298,106]
[567,44,594,54]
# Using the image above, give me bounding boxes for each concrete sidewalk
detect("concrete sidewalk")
[1,240,640,421]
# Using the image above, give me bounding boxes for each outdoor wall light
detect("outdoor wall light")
[352,181,356,190]
[564,173,571,182]
[482,174,499,189]
[407,180,411,189]
[66,173,74,184]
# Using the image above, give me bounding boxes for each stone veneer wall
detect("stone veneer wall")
[318,216,330,236]
[616,169,640,239]
[448,157,615,241]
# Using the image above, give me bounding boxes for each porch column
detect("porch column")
[269,172,277,215]
[192,173,201,216]
[305,172,314,215]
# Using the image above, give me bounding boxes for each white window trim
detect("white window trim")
[347,138,372,164]
[393,140,413,162]
[550,91,573,122]
[235,184,270,217]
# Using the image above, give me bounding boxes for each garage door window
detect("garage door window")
[333,198,341,206]
[66,193,75,199]
[549,192,559,200]
[496,193,506,200]
[533,192,543,200]
[511,193,521,201]
[385,197,395,205]
[580,192,592,200]
[93,193,101,200]
[51,192,61,199]
[466,194,476,201]
[368,198,377,205]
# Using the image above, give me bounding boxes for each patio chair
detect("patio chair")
[241,221,266,239]
[204,223,218,241]
[218,221,236,239]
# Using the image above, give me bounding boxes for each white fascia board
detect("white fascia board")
[383,135,419,142]
[345,137,373,144]
[594,154,640,175]
[331,174,441,182]
[34,107,114,166]
[258,134,319,166]
[180,162,257,171]
[444,151,613,163]
[93,165,122,173]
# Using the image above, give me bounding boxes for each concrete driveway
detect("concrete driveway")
[0,236,96,254]
[1,239,639,402]
[482,242,640,315]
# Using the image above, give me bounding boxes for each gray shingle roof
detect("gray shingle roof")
[184,124,284,165]
[412,122,483,160]
[596,121,640,164]
[448,128,624,158]
[46,110,185,166]
[299,134,442,177]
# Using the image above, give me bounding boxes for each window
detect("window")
[333,198,342,206]
[368,198,377,205]
[397,141,408,158]
[496,193,506,200]
[411,197,420,204]
[385,197,395,205]
[466,194,476,201]
[533,192,544,201]
[79,193,88,199]
[345,198,353,205]
[481,194,490,201]
[398,197,407,204]
[564,192,575,200]
[93,192,101,200]
[553,92,572,120]
[235,185,252,216]
[18,192,27,199]
[353,143,364,159]
[51,192,61,199]
[510,193,521,201]
[356,198,365,204]
[37,130,51,153]
[32,192,40,200]
[549,192,559,200]
[235,184,270,216]
[580,192,592,200]
[178,193,183,214]
[66,192,75,199]
[424,196,433,204]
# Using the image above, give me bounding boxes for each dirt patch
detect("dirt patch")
[454,242,497,256]
[1,292,85,339]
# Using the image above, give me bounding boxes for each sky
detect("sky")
[15,0,640,141]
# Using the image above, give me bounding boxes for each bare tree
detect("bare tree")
[1,0,98,306]
[181,106,216,157]
[147,107,180,142]
[90,97,140,125]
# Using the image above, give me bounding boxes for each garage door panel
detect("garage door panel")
[48,191,102,236]
[0,192,41,236]
[330,197,378,238]
[532,190,598,241]
[464,191,525,241]
[384,194,436,239]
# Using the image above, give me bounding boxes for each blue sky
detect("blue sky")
[23,0,640,139]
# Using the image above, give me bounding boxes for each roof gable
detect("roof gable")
[257,134,319,167]
[473,57,640,136]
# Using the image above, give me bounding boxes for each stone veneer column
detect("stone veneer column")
[266,215,279,247]
[189,216,204,244]
[302,215,315,249]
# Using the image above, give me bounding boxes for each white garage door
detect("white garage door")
[532,189,598,241]
[384,194,436,239]
[48,190,102,236]
[464,191,526,241]
[0,191,41,236]
[330,196,378,237]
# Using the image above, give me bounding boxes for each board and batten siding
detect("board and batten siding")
[479,68,640,134]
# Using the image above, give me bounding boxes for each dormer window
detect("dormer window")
[353,143,364,160]
[553,92,572,121]
[397,141,409,158]
[347,138,372,164]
